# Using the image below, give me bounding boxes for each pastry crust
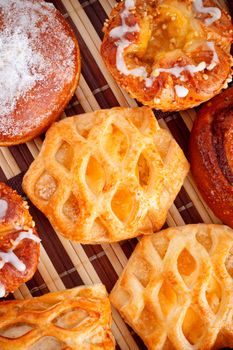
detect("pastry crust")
[101,0,233,111]
[0,284,115,350]
[0,0,80,146]
[0,182,40,298]
[110,224,233,350]
[22,107,189,243]
[189,87,233,228]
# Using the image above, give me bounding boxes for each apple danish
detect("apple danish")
[22,107,189,243]
[0,182,40,298]
[0,284,115,350]
[110,224,233,350]
[189,87,233,228]
[0,0,80,146]
[101,0,233,111]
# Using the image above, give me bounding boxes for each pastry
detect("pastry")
[189,87,233,228]
[0,0,80,146]
[0,284,115,350]
[110,224,233,350]
[22,107,189,243]
[101,0,233,111]
[0,182,40,298]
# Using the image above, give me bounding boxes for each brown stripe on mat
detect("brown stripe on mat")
[9,144,35,172]
[65,94,86,116]
[79,0,108,39]
[83,245,119,292]
[174,187,203,224]
[26,271,50,297]
[0,166,7,182]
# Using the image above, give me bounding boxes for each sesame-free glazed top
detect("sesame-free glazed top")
[0,0,80,146]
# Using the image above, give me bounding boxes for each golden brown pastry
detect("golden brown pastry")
[0,182,40,298]
[101,0,233,111]
[0,0,80,146]
[110,224,233,350]
[22,107,189,243]
[189,87,233,228]
[0,284,115,350]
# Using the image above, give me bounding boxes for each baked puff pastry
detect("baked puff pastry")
[190,87,233,228]
[101,0,233,111]
[110,224,233,350]
[22,107,189,243]
[0,182,40,298]
[0,0,80,146]
[0,284,115,350]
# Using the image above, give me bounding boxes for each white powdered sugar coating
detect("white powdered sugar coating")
[0,0,76,136]
[0,30,45,117]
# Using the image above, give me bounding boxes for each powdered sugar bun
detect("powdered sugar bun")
[0,0,80,146]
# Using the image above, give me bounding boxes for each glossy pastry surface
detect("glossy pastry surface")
[110,224,233,350]
[0,0,80,146]
[0,284,115,350]
[189,87,233,228]
[0,182,40,298]
[22,107,189,243]
[101,0,233,111]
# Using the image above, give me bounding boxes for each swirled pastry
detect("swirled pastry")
[0,0,80,146]
[101,0,233,111]
[110,224,233,350]
[0,182,40,298]
[189,87,233,228]
[0,284,115,350]
[22,107,189,243]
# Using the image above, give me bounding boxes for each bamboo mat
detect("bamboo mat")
[0,1,232,349]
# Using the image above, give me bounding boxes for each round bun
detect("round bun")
[189,87,233,228]
[0,182,40,298]
[101,0,233,111]
[0,0,80,146]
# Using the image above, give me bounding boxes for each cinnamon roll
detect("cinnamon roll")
[189,87,233,228]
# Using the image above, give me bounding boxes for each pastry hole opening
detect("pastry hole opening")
[55,142,73,171]
[54,308,89,329]
[182,307,204,345]
[158,281,177,316]
[91,218,109,240]
[86,156,105,196]
[206,276,222,314]
[138,305,158,335]
[136,153,150,188]
[111,185,134,223]
[225,245,233,278]
[102,124,128,163]
[62,194,80,223]
[132,256,151,287]
[152,235,169,259]
[28,336,65,350]
[0,323,34,338]
[35,173,57,201]
[177,249,197,277]
[196,229,213,252]
[76,116,95,139]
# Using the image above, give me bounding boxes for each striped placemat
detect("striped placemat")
[0,1,231,349]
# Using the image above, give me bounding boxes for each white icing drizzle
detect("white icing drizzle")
[174,85,189,97]
[109,0,219,94]
[0,228,40,296]
[0,199,8,220]
[193,0,221,26]
[0,283,5,298]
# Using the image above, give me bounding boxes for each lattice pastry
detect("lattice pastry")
[22,107,189,243]
[0,182,40,298]
[0,284,115,350]
[101,0,233,111]
[110,224,233,350]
